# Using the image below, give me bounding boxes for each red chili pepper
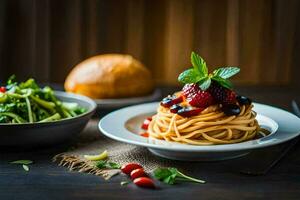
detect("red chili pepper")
[130,168,147,179]
[141,117,152,130]
[0,87,6,93]
[121,163,143,175]
[133,177,155,189]
[140,132,149,138]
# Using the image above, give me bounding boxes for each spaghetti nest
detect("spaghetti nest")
[148,104,260,145]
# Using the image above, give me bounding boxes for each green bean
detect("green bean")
[0,112,26,123]
[39,113,61,123]
[25,97,33,123]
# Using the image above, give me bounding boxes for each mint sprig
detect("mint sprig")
[178,52,240,90]
[153,167,205,185]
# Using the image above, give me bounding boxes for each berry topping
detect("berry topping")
[160,95,184,108]
[182,83,199,97]
[208,81,236,105]
[236,95,252,105]
[141,118,152,130]
[177,107,204,117]
[0,87,6,93]
[170,104,183,113]
[222,104,241,116]
[182,84,214,108]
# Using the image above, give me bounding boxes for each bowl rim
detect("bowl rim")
[0,90,97,127]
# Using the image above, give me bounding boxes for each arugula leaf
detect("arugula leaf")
[191,52,208,77]
[153,167,205,185]
[213,67,240,79]
[178,69,202,84]
[10,160,33,165]
[22,164,29,172]
[95,160,121,169]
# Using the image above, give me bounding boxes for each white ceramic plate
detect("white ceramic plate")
[94,89,161,109]
[99,102,300,161]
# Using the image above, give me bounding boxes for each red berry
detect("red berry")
[208,81,236,105]
[141,118,152,130]
[0,87,6,93]
[187,91,214,108]
[130,168,147,179]
[121,163,143,175]
[182,84,199,97]
[140,132,149,138]
[182,84,214,108]
[133,177,155,189]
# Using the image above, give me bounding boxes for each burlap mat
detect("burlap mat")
[53,119,178,179]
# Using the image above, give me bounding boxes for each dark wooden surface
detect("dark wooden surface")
[1,86,300,200]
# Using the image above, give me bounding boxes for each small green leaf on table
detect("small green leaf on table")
[95,160,121,169]
[10,160,33,165]
[153,167,205,185]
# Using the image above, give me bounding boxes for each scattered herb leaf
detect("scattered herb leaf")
[10,160,33,165]
[153,167,205,185]
[95,160,121,169]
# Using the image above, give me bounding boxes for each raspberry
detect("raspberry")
[182,84,199,97]
[208,81,236,105]
[182,84,214,108]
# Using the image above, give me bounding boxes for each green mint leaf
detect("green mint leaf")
[198,77,211,91]
[106,162,121,169]
[191,52,208,77]
[95,160,120,169]
[213,67,240,79]
[95,160,107,169]
[22,164,29,171]
[153,168,173,180]
[212,76,233,89]
[163,173,177,185]
[178,68,202,84]
[153,167,205,185]
[10,160,33,165]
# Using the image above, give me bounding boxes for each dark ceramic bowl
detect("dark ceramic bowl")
[0,91,97,147]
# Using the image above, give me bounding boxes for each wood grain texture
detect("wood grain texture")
[0,0,299,87]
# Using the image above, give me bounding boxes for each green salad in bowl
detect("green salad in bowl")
[0,75,96,147]
[0,75,86,124]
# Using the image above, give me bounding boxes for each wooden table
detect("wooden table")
[1,86,300,200]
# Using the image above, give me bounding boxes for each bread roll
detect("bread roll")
[64,54,154,99]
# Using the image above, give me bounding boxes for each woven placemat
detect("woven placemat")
[53,120,179,179]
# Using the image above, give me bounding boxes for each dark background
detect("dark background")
[0,0,299,87]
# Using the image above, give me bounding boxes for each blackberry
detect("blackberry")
[208,81,236,105]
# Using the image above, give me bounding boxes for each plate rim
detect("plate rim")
[94,88,161,108]
[99,102,300,152]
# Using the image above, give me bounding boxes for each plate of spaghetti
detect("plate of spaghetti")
[99,52,300,161]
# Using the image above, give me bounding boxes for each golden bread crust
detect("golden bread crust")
[64,54,154,99]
